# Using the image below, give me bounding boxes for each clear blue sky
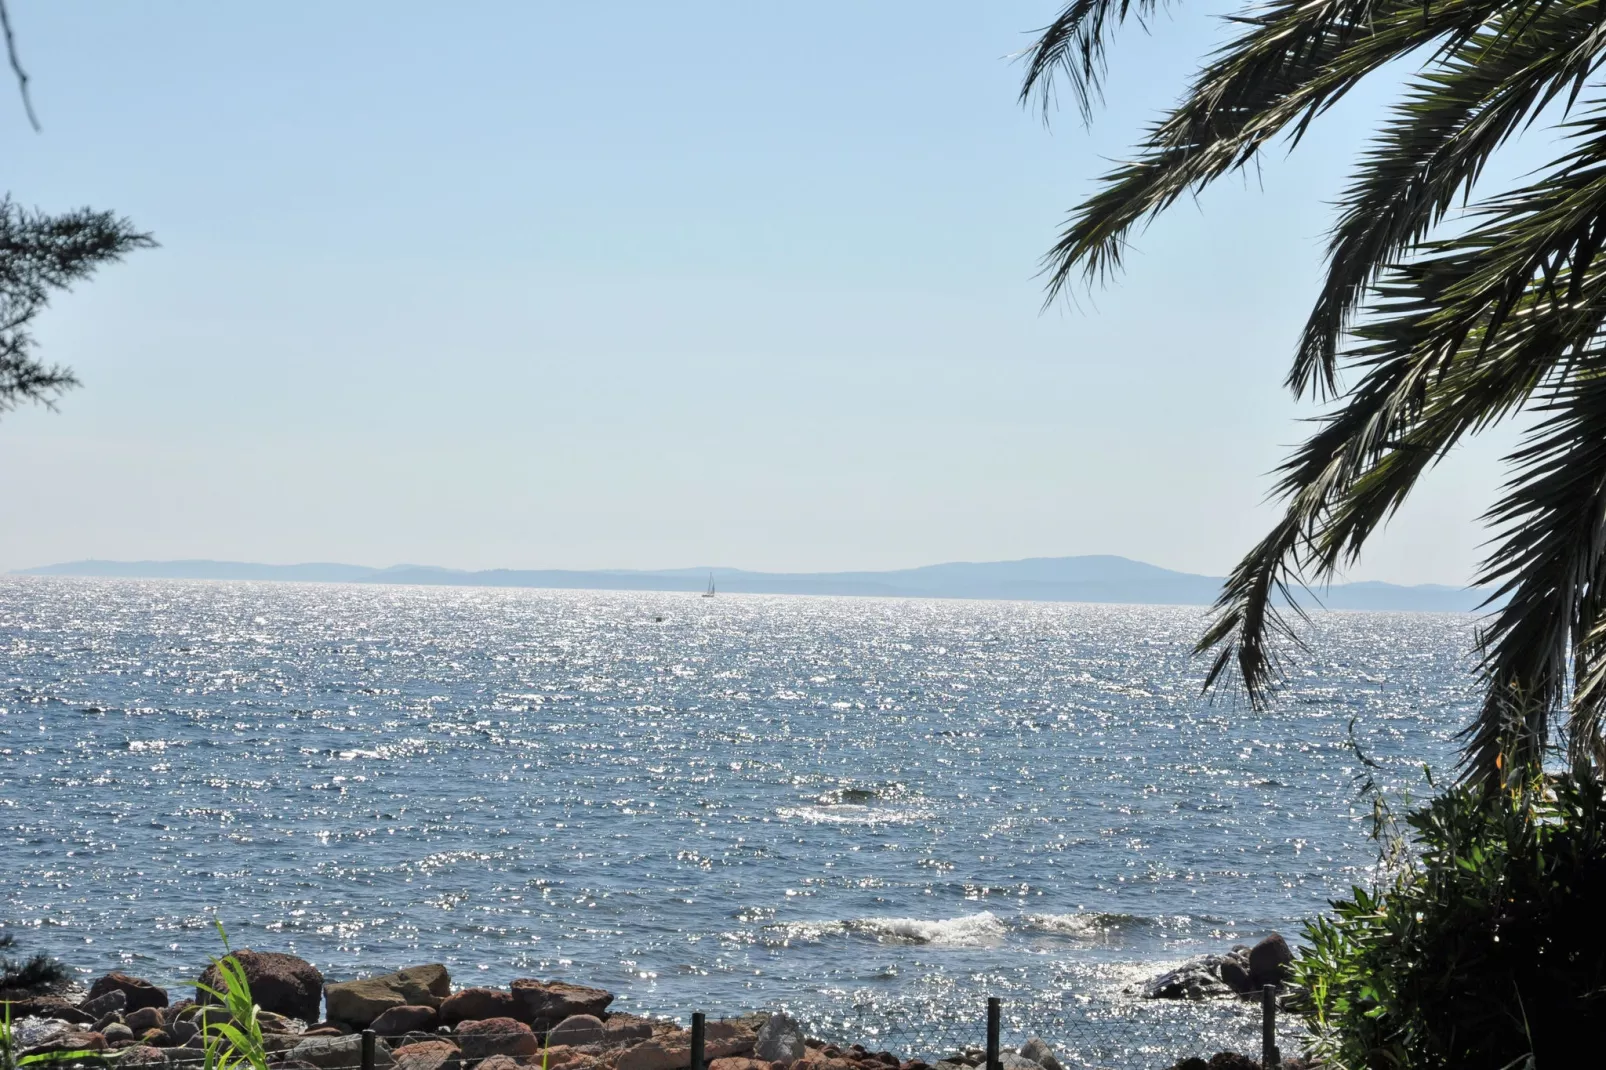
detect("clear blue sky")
[0,1,1539,583]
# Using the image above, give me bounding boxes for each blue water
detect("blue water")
[0,577,1475,1052]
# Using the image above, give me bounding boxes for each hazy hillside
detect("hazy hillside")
[15,556,1489,611]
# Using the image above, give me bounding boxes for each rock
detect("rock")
[476,1058,521,1070]
[92,1011,124,1034]
[171,1019,200,1044]
[302,1028,349,1039]
[753,1016,805,1067]
[1164,1060,1208,1070]
[105,1024,136,1043]
[454,1017,540,1063]
[1218,956,1253,994]
[392,1040,462,1070]
[613,1041,689,1070]
[138,1028,173,1048]
[23,1031,107,1057]
[164,1000,196,1024]
[128,1007,166,1034]
[600,1015,655,1047]
[89,972,169,1013]
[709,1060,773,1070]
[7,996,95,1025]
[164,1050,207,1069]
[370,1006,441,1037]
[439,988,517,1027]
[9,1019,72,1050]
[509,980,613,1026]
[703,1022,757,1061]
[1206,1056,1259,1070]
[996,1056,1040,1070]
[121,1045,169,1067]
[1142,957,1234,1001]
[262,1035,303,1055]
[275,1063,324,1070]
[198,951,324,1024]
[258,1012,298,1035]
[1247,934,1295,989]
[284,1035,397,1070]
[79,990,128,1019]
[325,967,451,1029]
[1016,1040,1060,1070]
[537,1013,599,1047]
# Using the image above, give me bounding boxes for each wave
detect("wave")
[845,911,1007,946]
[775,804,932,826]
[760,910,1176,948]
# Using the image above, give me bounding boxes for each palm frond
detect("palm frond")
[1018,0,1169,122]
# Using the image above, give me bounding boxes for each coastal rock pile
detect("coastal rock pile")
[3,956,1086,1070]
[1140,933,1296,1001]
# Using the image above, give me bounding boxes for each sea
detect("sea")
[0,578,1478,1060]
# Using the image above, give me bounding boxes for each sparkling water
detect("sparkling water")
[0,577,1475,1048]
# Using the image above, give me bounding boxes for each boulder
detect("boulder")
[509,980,613,1026]
[601,1015,655,1047]
[613,1041,688,1070]
[1247,933,1295,989]
[325,967,451,1029]
[454,1018,540,1063]
[198,951,324,1024]
[283,1035,397,1070]
[439,988,517,1027]
[89,972,169,1013]
[1016,1040,1060,1070]
[370,1006,441,1037]
[137,1028,173,1048]
[1142,957,1234,1001]
[703,1022,757,1061]
[22,1031,107,1057]
[170,1019,200,1044]
[6,996,94,1025]
[393,1040,462,1070]
[121,1046,169,1067]
[276,1063,324,1070]
[476,1058,521,1070]
[1164,1061,1208,1070]
[547,1015,606,1047]
[709,1061,773,1070]
[997,1056,1040,1070]
[1206,1056,1259,1070]
[105,1024,136,1044]
[128,1007,166,1034]
[753,1016,804,1066]
[164,1050,207,1069]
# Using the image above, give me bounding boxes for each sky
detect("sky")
[0,1,1549,584]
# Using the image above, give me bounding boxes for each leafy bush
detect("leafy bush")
[1296,767,1606,1068]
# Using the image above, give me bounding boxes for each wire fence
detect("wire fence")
[17,992,1298,1070]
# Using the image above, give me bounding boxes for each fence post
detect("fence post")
[690,1012,705,1070]
[985,998,1000,1070]
[1260,985,1278,1068]
[362,1029,376,1070]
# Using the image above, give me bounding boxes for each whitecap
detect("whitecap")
[846,911,1006,947]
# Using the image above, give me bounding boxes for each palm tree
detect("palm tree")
[1019,0,1606,785]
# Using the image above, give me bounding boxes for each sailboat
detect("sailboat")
[702,573,716,598]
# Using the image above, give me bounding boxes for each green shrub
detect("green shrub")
[0,935,71,996]
[1296,767,1606,1069]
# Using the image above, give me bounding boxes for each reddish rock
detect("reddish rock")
[371,1005,441,1036]
[600,1016,655,1048]
[510,980,614,1026]
[477,1058,522,1070]
[710,1059,776,1070]
[613,1040,690,1070]
[440,988,518,1027]
[197,950,324,1024]
[119,1045,168,1067]
[455,1017,540,1063]
[126,1007,165,1034]
[393,1040,463,1070]
[88,972,169,1013]
[704,1023,757,1060]
[1247,933,1295,990]
[303,1027,349,1038]
[325,966,451,1028]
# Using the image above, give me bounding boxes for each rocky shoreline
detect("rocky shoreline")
[3,939,1312,1070]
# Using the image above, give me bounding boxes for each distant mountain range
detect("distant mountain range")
[13,556,1491,612]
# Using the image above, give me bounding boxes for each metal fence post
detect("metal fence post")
[690,1012,705,1070]
[362,1029,376,1070]
[1261,985,1278,1068]
[985,998,1000,1070]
